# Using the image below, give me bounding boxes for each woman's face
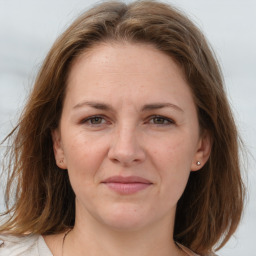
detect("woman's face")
[52,42,210,231]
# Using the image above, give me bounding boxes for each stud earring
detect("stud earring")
[196,161,201,166]
[59,159,64,164]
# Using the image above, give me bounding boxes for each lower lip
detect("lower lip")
[103,182,151,194]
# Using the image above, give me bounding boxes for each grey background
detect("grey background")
[0,1,255,255]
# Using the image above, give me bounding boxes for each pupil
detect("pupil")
[155,117,163,124]
[92,117,101,124]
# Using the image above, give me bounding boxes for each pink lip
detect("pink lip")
[102,176,152,194]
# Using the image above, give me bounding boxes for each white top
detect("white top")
[0,233,214,256]
[0,234,52,256]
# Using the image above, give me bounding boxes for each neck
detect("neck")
[63,207,182,256]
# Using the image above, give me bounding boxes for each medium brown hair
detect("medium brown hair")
[0,0,244,254]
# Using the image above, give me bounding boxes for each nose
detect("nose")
[108,125,146,166]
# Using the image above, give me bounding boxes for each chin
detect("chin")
[104,217,147,232]
[98,204,151,232]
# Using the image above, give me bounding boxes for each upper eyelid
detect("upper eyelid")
[79,114,175,124]
[148,115,175,122]
[80,115,107,123]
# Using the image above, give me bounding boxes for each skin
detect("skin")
[46,42,211,256]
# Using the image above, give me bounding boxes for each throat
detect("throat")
[60,227,184,256]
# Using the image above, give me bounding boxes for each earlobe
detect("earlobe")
[51,129,67,169]
[191,131,212,171]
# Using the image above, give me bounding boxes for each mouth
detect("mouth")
[101,176,153,194]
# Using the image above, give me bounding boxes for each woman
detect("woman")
[0,1,244,255]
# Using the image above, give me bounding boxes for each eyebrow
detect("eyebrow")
[73,101,183,112]
[73,101,113,111]
[141,103,184,112]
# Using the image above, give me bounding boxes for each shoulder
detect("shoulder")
[0,233,52,256]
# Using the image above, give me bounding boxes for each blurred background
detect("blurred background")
[0,0,255,255]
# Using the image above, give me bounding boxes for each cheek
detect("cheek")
[63,128,104,163]
[62,132,109,184]
[64,138,105,201]
[152,135,196,198]
[154,134,196,171]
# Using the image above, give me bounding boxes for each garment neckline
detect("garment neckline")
[176,242,200,256]
[38,235,53,255]
[39,235,199,256]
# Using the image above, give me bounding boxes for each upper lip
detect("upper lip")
[102,176,152,184]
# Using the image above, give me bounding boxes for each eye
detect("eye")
[89,116,104,124]
[81,116,107,126]
[148,115,174,125]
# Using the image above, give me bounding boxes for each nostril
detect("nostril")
[112,158,120,163]
[107,132,146,165]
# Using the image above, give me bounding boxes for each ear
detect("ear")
[51,129,67,169]
[191,130,212,171]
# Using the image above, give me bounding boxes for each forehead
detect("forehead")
[65,42,195,110]
[69,42,186,79]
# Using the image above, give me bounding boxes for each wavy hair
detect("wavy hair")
[0,1,244,254]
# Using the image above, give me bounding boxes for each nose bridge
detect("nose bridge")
[117,123,137,151]
[108,121,145,165]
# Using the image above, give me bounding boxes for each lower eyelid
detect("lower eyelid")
[80,116,103,124]
[80,116,174,126]
[148,116,175,125]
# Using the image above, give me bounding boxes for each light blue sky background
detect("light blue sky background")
[0,1,255,255]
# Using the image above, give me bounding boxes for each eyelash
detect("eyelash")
[80,115,175,127]
[80,115,107,126]
[147,115,175,126]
